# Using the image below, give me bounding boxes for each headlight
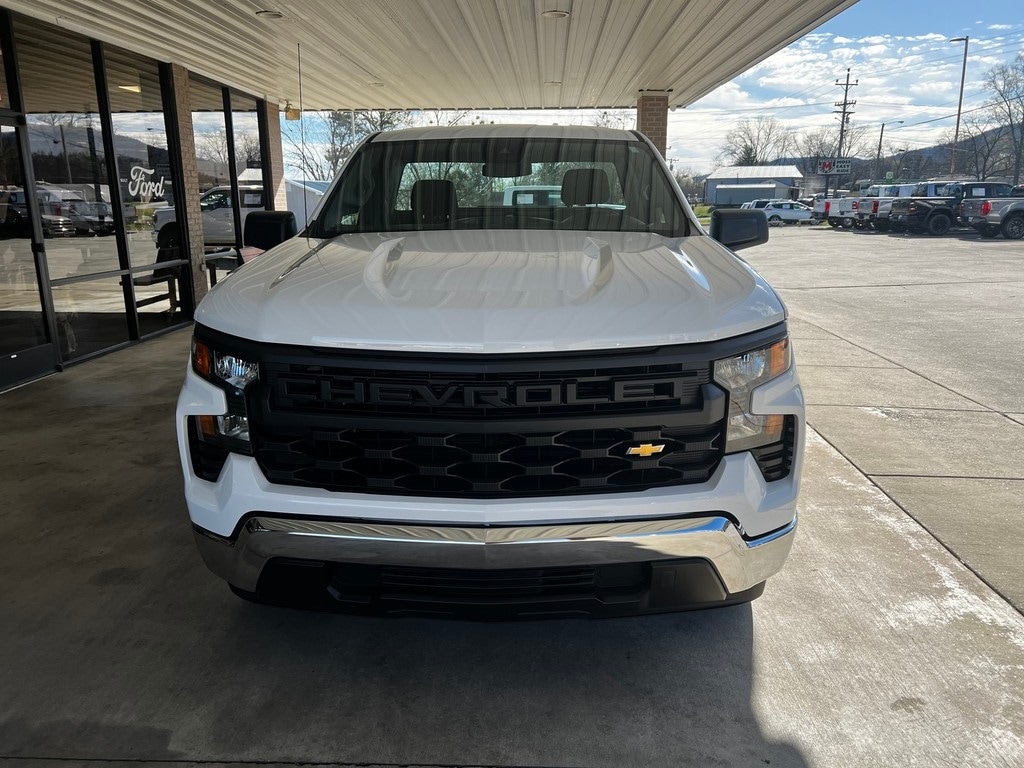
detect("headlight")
[714,337,790,453]
[190,337,257,452]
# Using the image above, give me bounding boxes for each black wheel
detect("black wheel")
[926,215,951,236]
[828,218,841,228]
[873,220,890,232]
[1001,214,1024,240]
[979,224,999,238]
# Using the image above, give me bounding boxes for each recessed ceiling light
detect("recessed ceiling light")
[117,84,141,93]
[541,10,570,19]
[255,9,284,19]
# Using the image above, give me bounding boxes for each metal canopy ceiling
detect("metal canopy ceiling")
[1,0,857,110]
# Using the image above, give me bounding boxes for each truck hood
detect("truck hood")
[195,230,785,353]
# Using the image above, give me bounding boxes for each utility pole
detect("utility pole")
[949,36,969,175]
[824,68,858,198]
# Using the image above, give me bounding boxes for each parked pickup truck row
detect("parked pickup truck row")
[817,178,1024,238]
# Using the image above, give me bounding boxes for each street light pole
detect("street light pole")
[950,35,970,175]
[876,120,903,179]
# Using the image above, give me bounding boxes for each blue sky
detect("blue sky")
[666,0,1024,171]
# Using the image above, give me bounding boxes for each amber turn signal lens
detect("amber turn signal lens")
[197,414,218,438]
[192,339,212,378]
[768,338,790,378]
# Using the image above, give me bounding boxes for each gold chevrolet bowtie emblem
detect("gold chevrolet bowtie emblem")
[627,443,666,458]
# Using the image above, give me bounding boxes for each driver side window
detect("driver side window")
[200,192,231,211]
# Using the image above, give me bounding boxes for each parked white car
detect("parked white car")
[763,201,813,225]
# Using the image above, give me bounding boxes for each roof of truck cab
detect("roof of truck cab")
[371,125,641,142]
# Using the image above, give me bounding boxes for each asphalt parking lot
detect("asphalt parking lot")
[1,225,1022,768]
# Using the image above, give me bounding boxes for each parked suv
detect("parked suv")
[153,184,264,251]
[176,126,804,618]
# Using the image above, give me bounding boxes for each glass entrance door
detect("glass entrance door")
[0,122,57,389]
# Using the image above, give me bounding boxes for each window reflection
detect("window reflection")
[51,276,129,359]
[105,45,174,271]
[0,126,47,356]
[190,76,235,248]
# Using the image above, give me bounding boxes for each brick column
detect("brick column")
[262,101,288,212]
[167,64,208,304]
[637,90,669,157]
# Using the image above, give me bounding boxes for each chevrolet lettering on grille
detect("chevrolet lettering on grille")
[299,376,691,409]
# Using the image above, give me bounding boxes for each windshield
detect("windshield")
[313,137,688,238]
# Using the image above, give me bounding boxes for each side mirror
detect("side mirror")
[243,210,298,251]
[710,208,769,251]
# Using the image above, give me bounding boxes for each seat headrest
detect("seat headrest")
[411,179,457,229]
[561,169,611,207]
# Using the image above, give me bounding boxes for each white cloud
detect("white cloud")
[988,24,1013,30]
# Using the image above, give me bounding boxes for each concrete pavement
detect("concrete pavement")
[1,224,1023,766]
[744,225,1024,612]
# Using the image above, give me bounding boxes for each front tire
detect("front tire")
[1001,214,1024,240]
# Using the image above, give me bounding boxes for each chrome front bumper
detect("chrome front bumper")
[194,513,797,596]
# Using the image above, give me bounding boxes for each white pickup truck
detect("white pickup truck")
[812,194,846,226]
[861,183,918,232]
[176,125,804,618]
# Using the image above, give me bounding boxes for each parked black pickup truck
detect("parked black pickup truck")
[890,180,1014,235]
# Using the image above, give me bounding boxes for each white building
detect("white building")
[704,165,803,206]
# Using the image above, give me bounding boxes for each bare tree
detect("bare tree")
[593,110,635,130]
[985,55,1024,184]
[944,116,1009,180]
[718,116,794,166]
[195,128,230,166]
[235,133,261,168]
[281,110,415,180]
[424,109,473,126]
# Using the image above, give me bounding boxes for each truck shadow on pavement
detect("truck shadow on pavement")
[214,597,812,767]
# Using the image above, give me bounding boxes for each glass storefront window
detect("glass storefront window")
[15,23,116,281]
[190,76,234,247]
[190,77,230,187]
[231,93,264,189]
[105,46,174,271]
[0,124,47,356]
[51,275,129,359]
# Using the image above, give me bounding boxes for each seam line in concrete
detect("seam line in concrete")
[807,423,1024,619]
[0,757,572,768]
[868,473,1024,481]
[782,279,1024,290]
[794,318,998,414]
[805,404,989,412]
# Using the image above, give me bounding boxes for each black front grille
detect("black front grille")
[377,565,602,598]
[194,323,793,499]
[251,422,723,497]
[266,360,708,418]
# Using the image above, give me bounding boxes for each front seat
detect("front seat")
[411,179,457,230]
